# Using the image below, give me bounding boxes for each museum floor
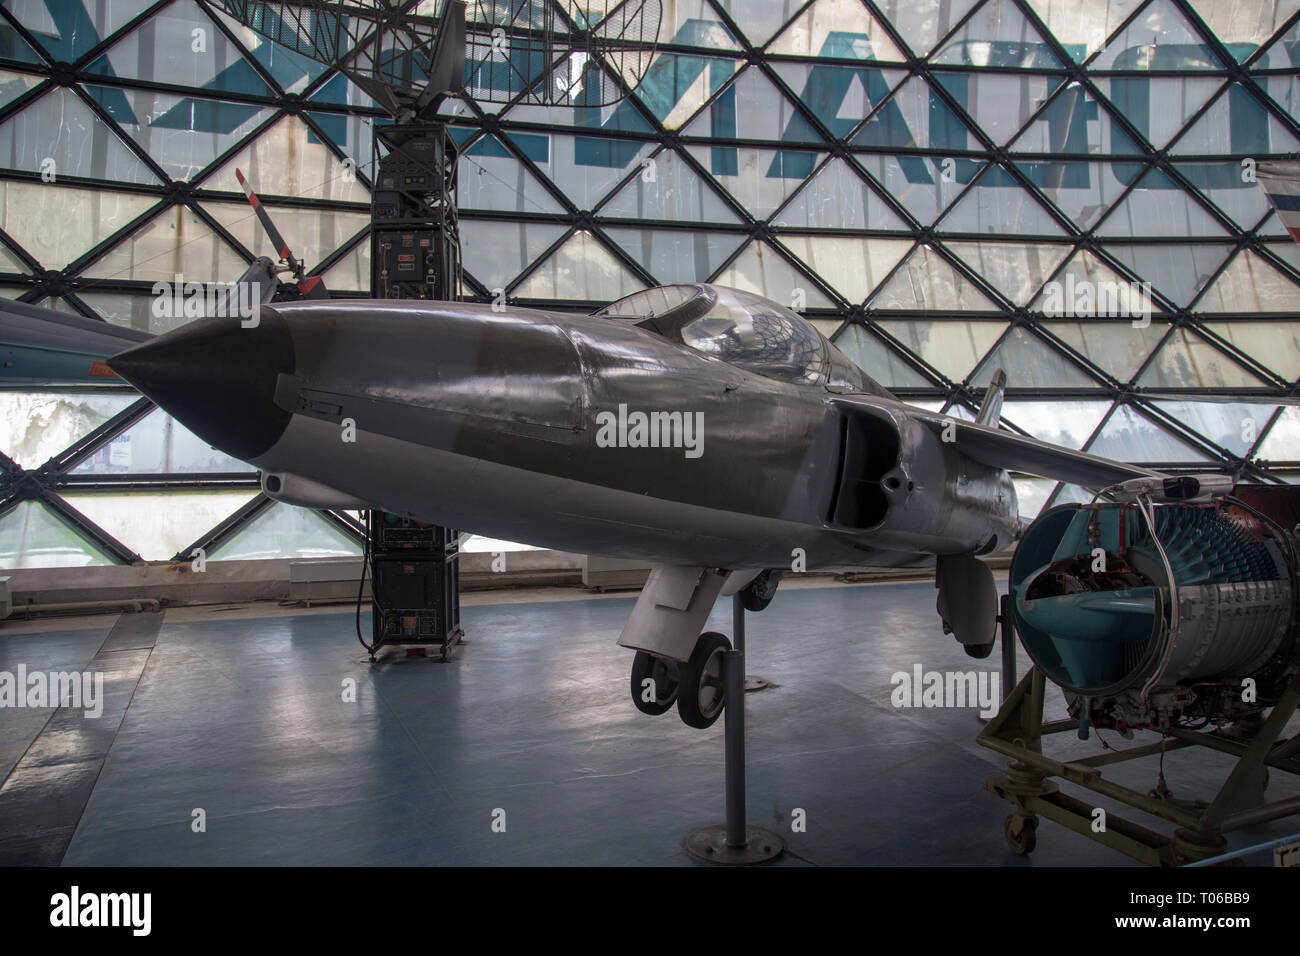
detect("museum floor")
[2,579,1297,866]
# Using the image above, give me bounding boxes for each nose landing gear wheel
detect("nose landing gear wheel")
[630,651,679,716]
[677,631,731,729]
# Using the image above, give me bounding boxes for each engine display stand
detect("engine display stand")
[684,595,785,865]
[978,608,1300,866]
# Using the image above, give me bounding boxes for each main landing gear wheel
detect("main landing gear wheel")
[677,631,732,729]
[739,569,781,612]
[630,651,679,716]
[964,641,995,659]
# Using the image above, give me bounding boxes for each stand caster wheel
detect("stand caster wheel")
[1004,814,1037,855]
[630,651,679,716]
[677,632,731,729]
[739,569,781,612]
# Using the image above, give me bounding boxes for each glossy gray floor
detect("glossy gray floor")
[2,580,1298,866]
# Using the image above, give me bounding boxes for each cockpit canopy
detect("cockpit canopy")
[592,284,852,387]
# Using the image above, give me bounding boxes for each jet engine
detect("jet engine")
[1008,485,1300,734]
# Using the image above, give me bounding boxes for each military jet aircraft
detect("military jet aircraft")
[108,281,1179,729]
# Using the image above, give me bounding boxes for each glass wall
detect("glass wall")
[3,0,1300,566]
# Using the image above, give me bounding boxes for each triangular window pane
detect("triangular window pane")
[512,131,655,212]
[780,235,911,304]
[83,83,278,183]
[73,290,159,333]
[458,134,565,214]
[855,153,972,226]
[1041,319,1168,382]
[1257,407,1300,459]
[0,240,28,273]
[1001,400,1111,449]
[629,52,743,129]
[768,62,908,141]
[1186,0,1299,59]
[1151,400,1280,457]
[1024,0,1146,63]
[850,75,976,150]
[971,326,1098,387]
[1264,240,1300,276]
[318,239,370,294]
[460,219,567,293]
[711,0,802,48]
[931,71,1065,145]
[600,148,740,222]
[1008,81,1142,155]
[513,230,646,301]
[686,145,824,220]
[62,489,259,562]
[932,0,1063,67]
[1096,167,1230,237]
[603,227,746,284]
[0,181,157,270]
[768,0,906,60]
[875,0,981,57]
[1086,404,1213,463]
[80,203,247,287]
[0,85,160,184]
[1172,83,1300,155]
[70,407,254,476]
[1105,243,1234,307]
[1174,160,1276,231]
[1194,250,1300,312]
[1029,249,1160,319]
[873,318,1008,381]
[1201,320,1300,380]
[1013,477,1058,521]
[208,503,360,561]
[7,0,153,63]
[946,240,1071,305]
[202,200,368,275]
[1136,328,1269,387]
[1089,0,1225,69]
[711,240,835,309]
[204,2,332,94]
[0,16,46,66]
[867,243,1002,310]
[0,391,137,468]
[683,66,816,143]
[0,67,42,110]
[0,501,116,570]
[85,1,274,94]
[1093,75,1223,149]
[774,157,907,230]
[202,115,368,203]
[938,164,1067,235]
[832,323,933,388]
[654,2,743,50]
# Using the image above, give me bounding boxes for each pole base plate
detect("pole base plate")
[684,824,785,865]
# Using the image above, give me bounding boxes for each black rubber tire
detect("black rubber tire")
[740,569,781,612]
[630,651,679,716]
[964,640,995,659]
[676,632,732,729]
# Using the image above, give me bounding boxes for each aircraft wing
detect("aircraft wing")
[830,394,1165,489]
[1,298,154,384]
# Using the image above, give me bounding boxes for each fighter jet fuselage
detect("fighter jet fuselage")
[110,287,1020,572]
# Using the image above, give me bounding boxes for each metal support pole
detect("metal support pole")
[999,593,1015,702]
[683,594,784,864]
[723,647,746,849]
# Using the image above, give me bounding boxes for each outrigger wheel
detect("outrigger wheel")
[630,651,679,716]
[677,632,732,729]
[739,569,781,612]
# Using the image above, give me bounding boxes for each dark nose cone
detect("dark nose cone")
[108,310,295,462]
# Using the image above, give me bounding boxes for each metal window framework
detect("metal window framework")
[1,0,1299,565]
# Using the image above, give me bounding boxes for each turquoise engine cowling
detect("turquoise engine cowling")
[1010,502,1291,698]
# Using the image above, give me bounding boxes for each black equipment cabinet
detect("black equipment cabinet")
[368,513,462,660]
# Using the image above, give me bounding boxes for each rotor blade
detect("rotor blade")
[235,168,306,285]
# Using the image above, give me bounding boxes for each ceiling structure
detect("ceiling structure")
[2,0,1300,568]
